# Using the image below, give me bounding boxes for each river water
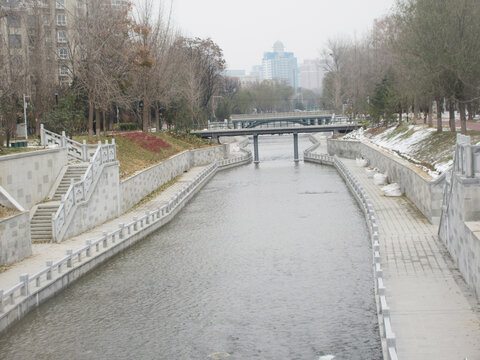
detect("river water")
[0,135,381,360]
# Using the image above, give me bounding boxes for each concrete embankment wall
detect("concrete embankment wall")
[120,145,226,213]
[63,163,121,240]
[439,174,480,299]
[0,148,67,210]
[0,212,31,265]
[328,139,445,224]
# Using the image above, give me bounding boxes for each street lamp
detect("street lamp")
[23,94,30,140]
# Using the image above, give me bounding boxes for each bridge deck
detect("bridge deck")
[192,124,360,138]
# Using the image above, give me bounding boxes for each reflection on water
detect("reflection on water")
[0,135,381,360]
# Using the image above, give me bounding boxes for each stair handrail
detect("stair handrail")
[40,124,98,162]
[51,140,117,242]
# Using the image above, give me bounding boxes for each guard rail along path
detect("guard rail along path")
[52,140,117,242]
[0,146,252,335]
[304,140,398,360]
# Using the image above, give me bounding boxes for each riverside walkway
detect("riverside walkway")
[312,138,480,359]
[0,165,209,301]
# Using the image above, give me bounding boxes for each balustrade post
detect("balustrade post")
[102,232,108,248]
[119,223,125,239]
[71,179,76,204]
[20,274,29,296]
[36,275,41,288]
[66,250,73,268]
[61,131,67,148]
[86,240,91,257]
[112,138,116,161]
[133,217,138,231]
[145,211,150,225]
[51,213,56,243]
[466,145,473,178]
[0,290,3,312]
[82,140,88,162]
[46,260,53,280]
[157,206,161,219]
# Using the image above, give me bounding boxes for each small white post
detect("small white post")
[20,274,29,296]
[102,231,108,248]
[119,223,125,239]
[66,249,73,268]
[82,140,88,162]
[86,240,91,257]
[46,260,53,280]
[0,289,3,312]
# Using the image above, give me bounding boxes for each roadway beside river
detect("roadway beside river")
[312,134,480,359]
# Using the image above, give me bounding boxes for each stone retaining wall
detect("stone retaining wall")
[62,163,121,240]
[439,174,480,299]
[0,212,31,266]
[120,145,227,213]
[0,148,67,210]
[328,139,445,224]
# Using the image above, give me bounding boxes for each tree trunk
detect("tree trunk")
[423,110,427,124]
[95,108,101,141]
[155,105,160,130]
[427,102,433,127]
[436,99,443,133]
[398,110,403,124]
[88,102,94,142]
[467,103,474,121]
[458,102,467,134]
[449,99,456,132]
[142,106,149,132]
[102,110,107,136]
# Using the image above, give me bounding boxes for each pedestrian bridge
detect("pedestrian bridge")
[191,119,360,164]
[230,111,343,129]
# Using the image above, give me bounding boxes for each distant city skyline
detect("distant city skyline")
[167,0,396,71]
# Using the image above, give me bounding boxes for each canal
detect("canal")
[0,135,381,359]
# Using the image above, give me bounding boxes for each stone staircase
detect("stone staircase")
[30,203,60,242]
[52,165,89,201]
[30,164,89,242]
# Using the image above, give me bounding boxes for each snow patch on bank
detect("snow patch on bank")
[342,125,453,177]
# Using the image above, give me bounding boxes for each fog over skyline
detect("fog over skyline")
[166,0,396,71]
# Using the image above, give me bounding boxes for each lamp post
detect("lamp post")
[23,94,29,140]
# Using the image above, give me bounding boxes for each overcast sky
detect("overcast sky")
[147,0,396,72]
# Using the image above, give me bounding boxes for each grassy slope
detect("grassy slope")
[0,205,19,219]
[363,123,480,173]
[74,131,213,180]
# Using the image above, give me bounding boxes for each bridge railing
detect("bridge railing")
[231,110,334,120]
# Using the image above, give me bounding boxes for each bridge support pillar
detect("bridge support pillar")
[293,133,299,162]
[253,134,259,164]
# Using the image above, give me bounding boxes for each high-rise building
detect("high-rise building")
[299,59,325,94]
[261,41,299,89]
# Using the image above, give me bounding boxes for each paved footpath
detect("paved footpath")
[313,139,480,360]
[0,165,208,294]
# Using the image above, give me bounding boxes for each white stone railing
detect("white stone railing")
[0,161,217,314]
[52,140,117,242]
[40,124,98,162]
[453,133,480,178]
[231,110,334,120]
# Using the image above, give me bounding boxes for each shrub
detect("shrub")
[119,131,170,152]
